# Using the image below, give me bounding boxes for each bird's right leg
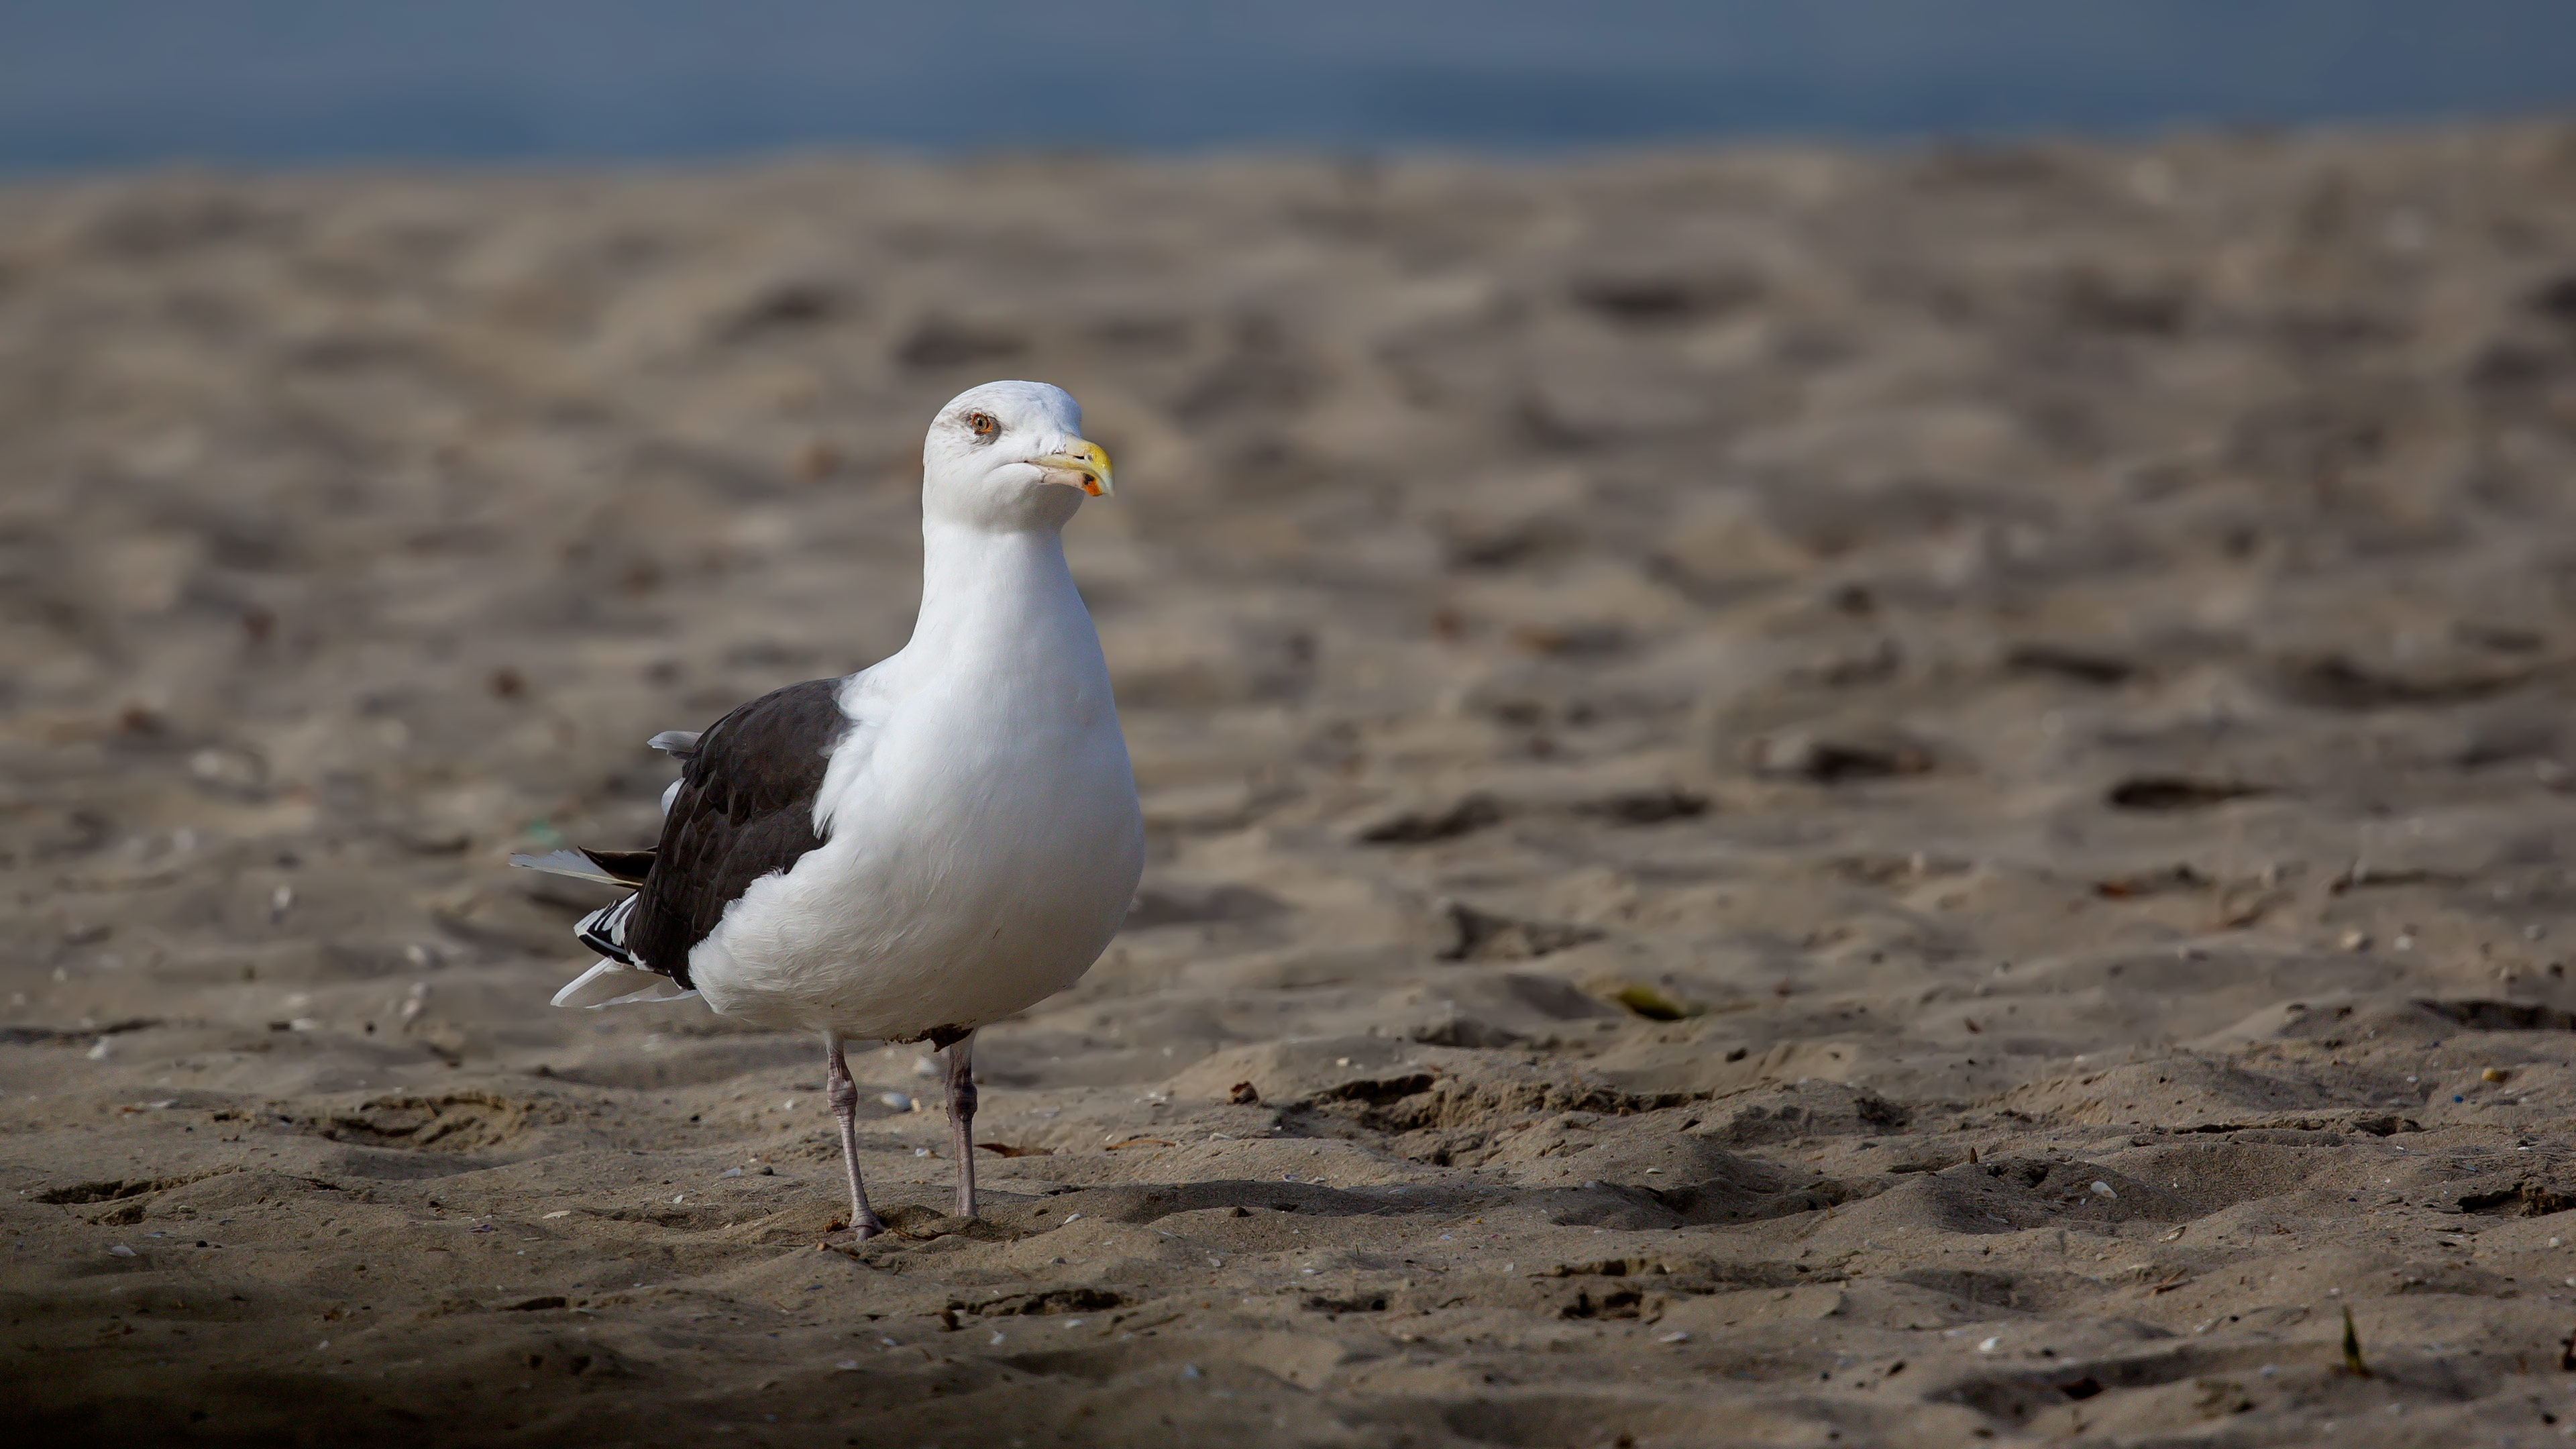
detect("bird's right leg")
[824,1034,883,1240]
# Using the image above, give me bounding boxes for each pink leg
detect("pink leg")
[825,1034,882,1239]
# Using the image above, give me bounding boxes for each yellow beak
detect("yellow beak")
[1030,439,1114,498]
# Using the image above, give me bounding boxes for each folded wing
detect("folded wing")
[510,679,851,1004]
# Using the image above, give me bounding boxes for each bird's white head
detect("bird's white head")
[921,380,1114,533]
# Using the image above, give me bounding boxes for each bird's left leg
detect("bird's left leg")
[945,1030,979,1219]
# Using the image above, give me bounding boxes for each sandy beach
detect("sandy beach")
[7,121,2576,1446]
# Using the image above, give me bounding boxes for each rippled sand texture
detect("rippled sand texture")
[8,123,2576,1447]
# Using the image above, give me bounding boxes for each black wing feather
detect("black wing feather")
[578,849,657,886]
[623,678,849,988]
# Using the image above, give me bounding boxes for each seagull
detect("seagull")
[514,380,1144,1239]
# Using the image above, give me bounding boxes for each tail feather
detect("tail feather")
[552,959,696,1008]
[510,848,655,888]
[517,839,691,1010]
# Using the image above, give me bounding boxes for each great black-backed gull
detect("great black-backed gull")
[515,380,1144,1238]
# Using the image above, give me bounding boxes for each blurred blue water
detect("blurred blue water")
[3,0,2571,170]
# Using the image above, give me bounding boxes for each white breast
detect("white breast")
[681,540,1144,1039]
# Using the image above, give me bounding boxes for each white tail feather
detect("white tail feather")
[510,849,626,886]
[551,959,696,1009]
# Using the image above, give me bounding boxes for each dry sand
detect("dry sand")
[6,122,2576,1447]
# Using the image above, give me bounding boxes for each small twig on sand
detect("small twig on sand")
[2341,1306,2371,1378]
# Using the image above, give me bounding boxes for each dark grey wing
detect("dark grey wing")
[622,678,850,988]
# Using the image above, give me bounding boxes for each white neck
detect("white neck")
[903,519,1085,665]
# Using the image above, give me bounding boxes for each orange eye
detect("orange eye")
[968,411,998,437]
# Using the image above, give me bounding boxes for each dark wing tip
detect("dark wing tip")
[579,849,657,887]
